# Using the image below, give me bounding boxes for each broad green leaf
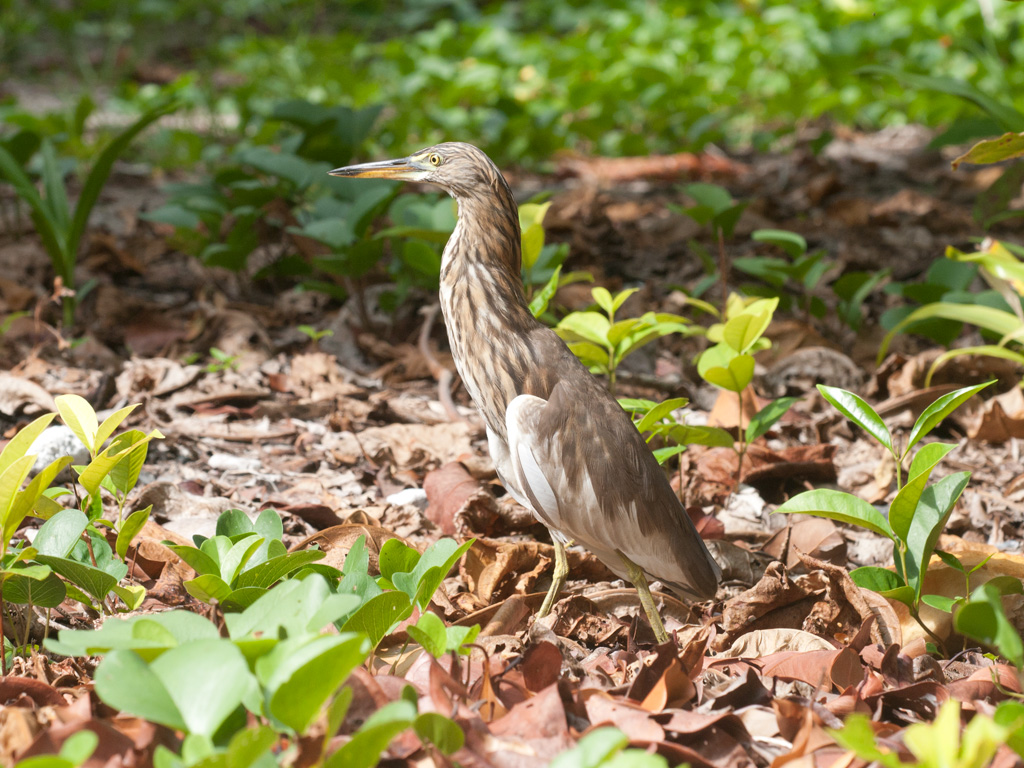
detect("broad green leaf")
[116,506,152,560]
[261,633,370,733]
[378,538,421,589]
[774,489,894,540]
[150,638,252,737]
[37,554,119,601]
[905,472,972,599]
[722,310,771,354]
[325,699,416,768]
[406,611,448,657]
[224,574,331,639]
[112,584,147,611]
[817,385,893,455]
[701,354,755,393]
[78,429,163,496]
[34,510,88,558]
[254,508,284,542]
[850,567,915,607]
[663,424,735,448]
[565,341,610,369]
[921,594,958,613]
[95,649,187,731]
[592,286,614,316]
[905,381,993,456]
[109,435,149,496]
[447,623,481,655]
[184,574,233,604]
[0,413,56,476]
[955,582,1024,669]
[652,445,687,464]
[233,549,324,590]
[696,341,736,378]
[59,730,99,765]
[935,550,965,572]
[94,404,139,454]
[521,222,545,269]
[341,591,413,649]
[415,712,465,755]
[0,454,35,525]
[828,714,901,768]
[746,397,799,443]
[55,394,100,455]
[392,538,474,610]
[952,132,1024,168]
[217,509,255,537]
[221,535,266,585]
[219,726,277,768]
[907,442,958,483]
[167,544,220,577]
[4,569,65,608]
[889,469,934,544]
[3,455,73,545]
[556,311,611,347]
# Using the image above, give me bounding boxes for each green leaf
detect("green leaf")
[112,584,147,611]
[184,574,234,605]
[952,132,1024,168]
[68,101,179,269]
[378,538,421,589]
[406,611,448,657]
[878,303,1021,364]
[549,727,631,768]
[935,550,966,573]
[167,544,220,578]
[905,472,972,600]
[32,509,85,557]
[722,310,772,354]
[752,228,806,258]
[701,354,755,393]
[109,435,149,496]
[415,712,465,755]
[889,468,935,545]
[391,538,474,610]
[94,405,140,454]
[325,699,416,768]
[149,639,252,737]
[746,397,799,443]
[4,456,74,546]
[341,591,413,649]
[905,382,994,457]
[556,311,611,347]
[94,650,187,731]
[0,413,56,476]
[850,567,915,606]
[634,397,688,433]
[907,442,958,483]
[921,594,958,613]
[260,633,371,733]
[529,265,562,318]
[4,569,65,608]
[37,554,119,602]
[78,429,163,496]
[233,549,325,590]
[774,489,894,540]
[55,394,100,455]
[116,506,151,560]
[817,385,893,455]
[955,582,1024,669]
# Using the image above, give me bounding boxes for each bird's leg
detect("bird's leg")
[537,537,570,618]
[617,551,670,644]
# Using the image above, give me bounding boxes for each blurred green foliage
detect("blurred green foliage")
[3,0,1024,165]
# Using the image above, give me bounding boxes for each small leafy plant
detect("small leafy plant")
[696,295,799,482]
[879,239,1024,384]
[0,100,178,326]
[556,287,701,393]
[774,381,994,649]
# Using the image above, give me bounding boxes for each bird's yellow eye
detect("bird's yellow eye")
[429,153,443,166]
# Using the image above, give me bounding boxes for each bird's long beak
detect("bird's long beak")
[328,156,428,181]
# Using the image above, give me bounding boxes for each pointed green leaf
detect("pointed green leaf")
[817,385,893,455]
[55,394,100,455]
[774,489,894,540]
[905,381,994,456]
[746,397,799,443]
[94,404,139,453]
[95,650,187,731]
[116,506,152,560]
[0,413,56,476]
[905,472,972,599]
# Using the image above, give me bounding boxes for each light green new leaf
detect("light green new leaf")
[955,582,1024,669]
[94,404,140,454]
[325,700,416,768]
[927,346,1024,387]
[109,435,149,496]
[702,354,754,393]
[752,228,806,258]
[406,611,448,657]
[904,381,993,456]
[878,303,1021,364]
[722,310,771,354]
[907,443,958,484]
[94,650,187,732]
[116,506,152,560]
[78,429,163,496]
[774,489,894,540]
[3,455,73,546]
[634,397,688,434]
[112,584,147,611]
[0,413,56,476]
[341,591,413,649]
[556,312,611,347]
[817,385,893,455]
[55,394,100,455]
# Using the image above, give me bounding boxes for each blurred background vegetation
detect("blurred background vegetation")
[3,0,1024,167]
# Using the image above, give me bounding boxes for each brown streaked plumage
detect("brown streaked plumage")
[329,142,721,642]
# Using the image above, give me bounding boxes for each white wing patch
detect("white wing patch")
[505,394,562,533]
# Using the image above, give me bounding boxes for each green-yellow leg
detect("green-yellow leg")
[618,551,669,644]
[538,537,569,617]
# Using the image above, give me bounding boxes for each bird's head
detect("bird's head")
[329,142,504,201]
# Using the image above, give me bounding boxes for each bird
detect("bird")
[329,142,720,643]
